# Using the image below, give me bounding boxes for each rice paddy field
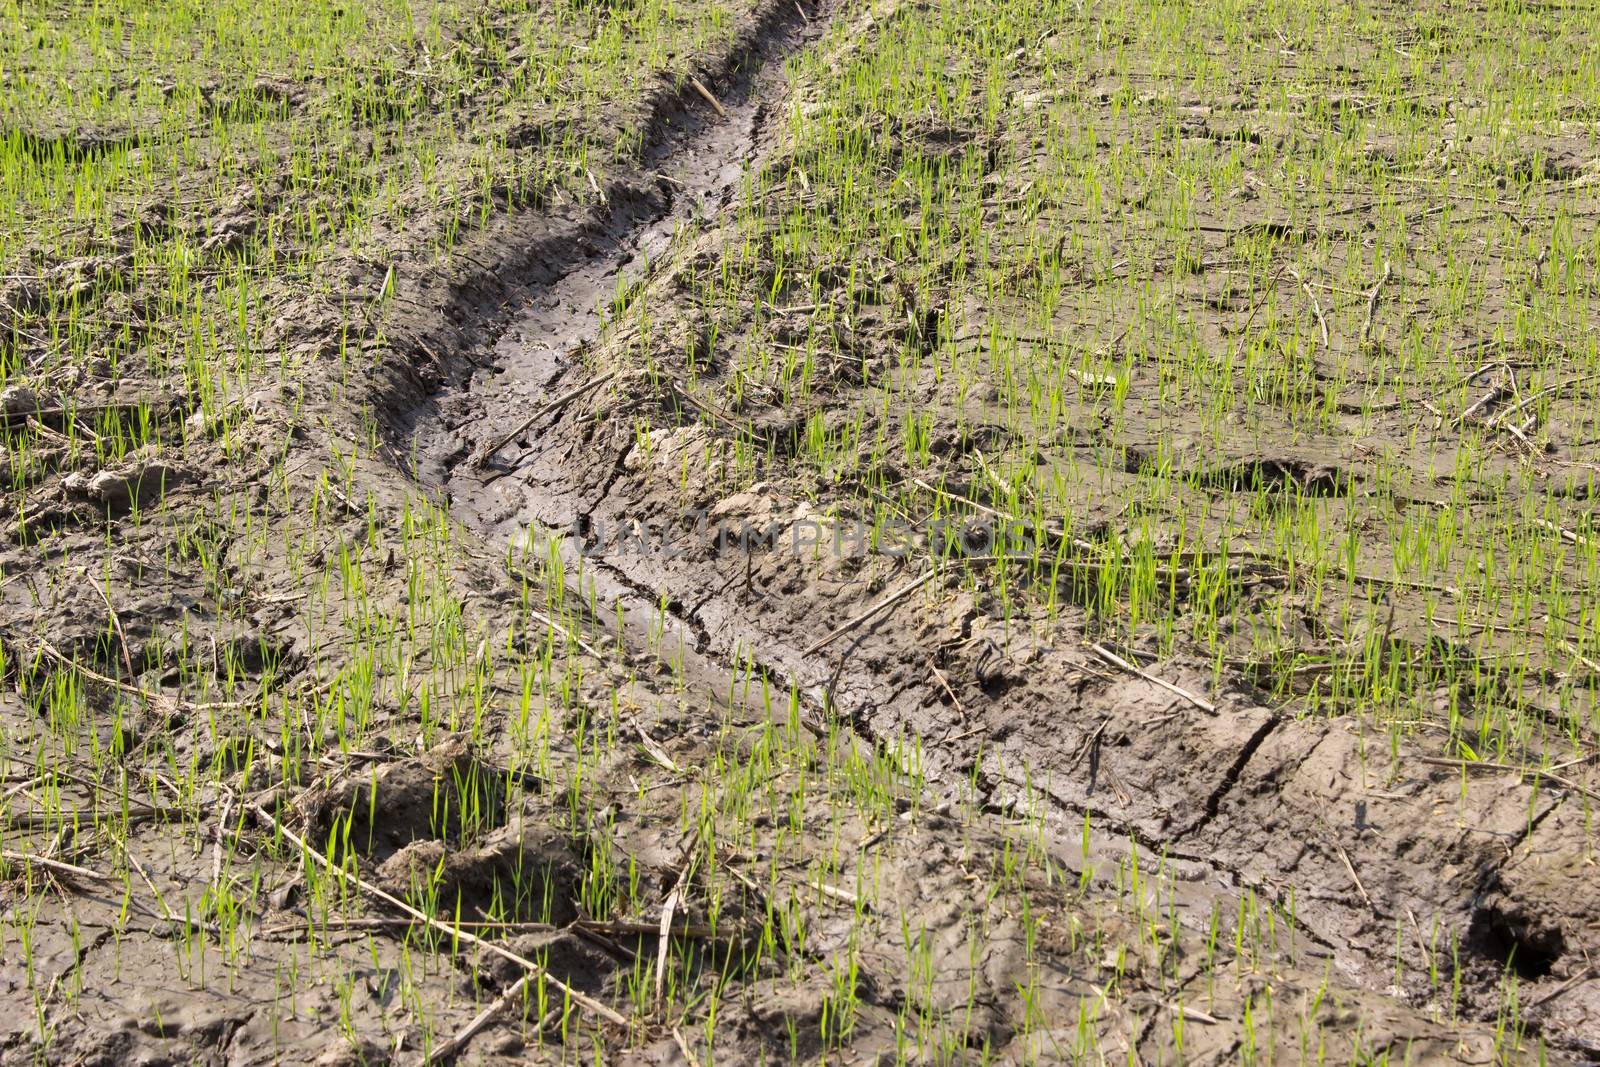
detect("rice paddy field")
[1,0,1598,1062]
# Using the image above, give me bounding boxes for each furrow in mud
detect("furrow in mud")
[383,0,810,444]
[389,0,1600,1056]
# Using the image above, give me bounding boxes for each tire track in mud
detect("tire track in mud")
[389,0,1600,1055]
[399,0,850,694]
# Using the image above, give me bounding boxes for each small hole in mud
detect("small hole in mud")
[1203,457,1351,498]
[377,824,586,927]
[314,745,517,863]
[1469,902,1563,980]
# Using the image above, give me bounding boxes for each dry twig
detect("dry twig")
[804,569,937,655]
[1090,643,1217,713]
[472,369,614,468]
[1360,259,1391,344]
[687,75,728,118]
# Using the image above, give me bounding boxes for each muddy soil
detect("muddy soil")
[0,0,1595,1063]
[401,0,1600,1059]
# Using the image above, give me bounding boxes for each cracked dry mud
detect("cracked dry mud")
[2,0,1598,1063]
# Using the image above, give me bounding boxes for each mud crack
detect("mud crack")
[1172,713,1282,842]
